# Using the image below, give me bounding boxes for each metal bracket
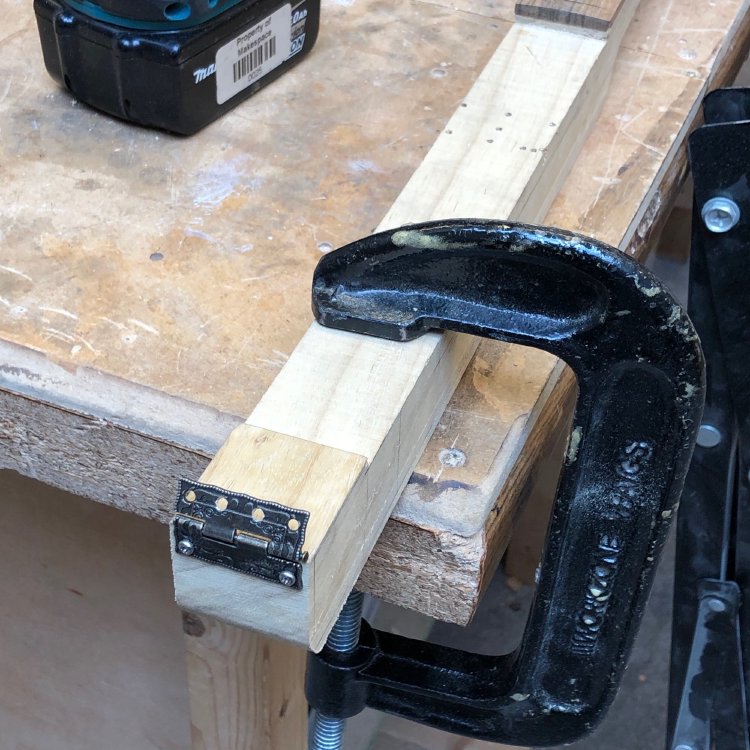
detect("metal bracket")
[172,479,309,590]
[671,580,746,750]
[668,86,750,749]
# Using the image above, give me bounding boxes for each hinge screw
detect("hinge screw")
[701,196,740,233]
[177,538,195,556]
[279,569,296,587]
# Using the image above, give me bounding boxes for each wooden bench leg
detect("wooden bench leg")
[183,613,308,750]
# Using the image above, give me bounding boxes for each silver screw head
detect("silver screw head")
[696,423,722,448]
[702,196,740,233]
[279,569,296,587]
[706,596,727,613]
[439,447,466,468]
[674,744,694,750]
[177,538,195,556]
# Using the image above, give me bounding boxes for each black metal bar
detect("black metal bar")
[668,86,750,749]
[670,580,744,750]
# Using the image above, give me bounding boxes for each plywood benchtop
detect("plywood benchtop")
[2,0,750,627]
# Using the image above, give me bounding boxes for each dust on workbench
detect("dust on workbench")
[1,0,514,418]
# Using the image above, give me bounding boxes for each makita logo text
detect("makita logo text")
[193,63,216,84]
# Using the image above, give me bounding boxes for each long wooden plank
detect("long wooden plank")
[172,0,639,651]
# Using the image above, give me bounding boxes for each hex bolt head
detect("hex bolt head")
[706,596,727,613]
[696,423,722,448]
[701,196,740,233]
[278,569,296,587]
[177,538,195,556]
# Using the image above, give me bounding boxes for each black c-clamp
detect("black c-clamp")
[306,220,705,746]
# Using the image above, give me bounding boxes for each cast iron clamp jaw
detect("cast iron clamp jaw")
[306,220,705,746]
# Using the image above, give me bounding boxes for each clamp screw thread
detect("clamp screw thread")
[310,714,345,750]
[326,591,364,652]
[309,591,365,750]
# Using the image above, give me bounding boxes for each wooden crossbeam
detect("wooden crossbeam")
[172,0,640,654]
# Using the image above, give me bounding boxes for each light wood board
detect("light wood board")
[173,0,639,651]
[0,469,424,750]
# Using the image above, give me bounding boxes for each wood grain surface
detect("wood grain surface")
[2,0,750,627]
[0,471,192,750]
[184,615,307,750]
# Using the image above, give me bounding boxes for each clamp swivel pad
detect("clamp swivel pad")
[307,220,705,746]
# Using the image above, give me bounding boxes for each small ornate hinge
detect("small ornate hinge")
[173,479,309,590]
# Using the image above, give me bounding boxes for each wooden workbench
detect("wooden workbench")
[1,0,749,744]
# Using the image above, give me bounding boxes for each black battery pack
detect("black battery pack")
[34,0,320,134]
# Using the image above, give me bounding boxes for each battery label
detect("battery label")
[215,4,292,105]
